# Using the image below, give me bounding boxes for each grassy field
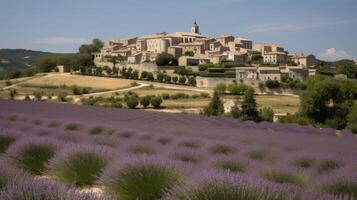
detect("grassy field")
[1,74,134,97]
[129,87,203,97]
[223,95,300,114]
[23,74,133,90]
[1,74,300,114]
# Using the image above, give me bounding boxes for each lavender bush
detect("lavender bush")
[47,146,110,186]
[101,158,184,200]
[0,133,16,154]
[7,138,59,175]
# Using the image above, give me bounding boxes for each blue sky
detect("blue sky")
[0,0,356,61]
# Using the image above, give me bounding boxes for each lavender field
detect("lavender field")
[0,99,356,200]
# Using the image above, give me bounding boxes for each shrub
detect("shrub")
[248,150,267,161]
[321,178,357,199]
[161,93,170,100]
[293,158,315,168]
[173,152,200,164]
[199,92,210,98]
[150,96,163,109]
[8,140,58,175]
[88,126,104,135]
[215,83,226,94]
[0,162,23,189]
[169,176,288,200]
[188,77,196,86]
[128,145,156,155]
[208,144,236,155]
[31,119,43,125]
[214,160,247,173]
[140,96,151,108]
[158,137,172,145]
[263,170,308,186]
[179,76,186,85]
[178,141,201,149]
[172,76,178,83]
[0,176,98,200]
[64,123,81,131]
[126,97,139,109]
[5,115,17,121]
[47,121,60,128]
[259,107,274,122]
[0,134,16,153]
[147,72,154,81]
[47,147,109,186]
[0,177,67,200]
[118,131,134,138]
[101,159,183,200]
[265,80,280,89]
[318,160,343,173]
[227,84,250,95]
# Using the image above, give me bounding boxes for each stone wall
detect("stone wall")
[196,76,235,88]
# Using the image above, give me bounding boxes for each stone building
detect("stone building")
[290,53,318,67]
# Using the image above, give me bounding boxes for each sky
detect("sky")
[0,0,356,61]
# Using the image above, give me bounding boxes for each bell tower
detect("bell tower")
[191,20,200,34]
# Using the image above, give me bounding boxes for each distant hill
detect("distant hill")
[321,59,355,68]
[0,49,70,73]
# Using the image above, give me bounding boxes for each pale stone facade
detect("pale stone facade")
[263,52,288,65]
[290,54,318,67]
[258,67,281,81]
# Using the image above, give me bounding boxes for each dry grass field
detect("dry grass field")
[23,74,134,90]
[224,94,300,114]
[129,86,203,97]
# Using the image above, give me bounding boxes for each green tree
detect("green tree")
[202,90,224,116]
[140,71,148,80]
[147,72,154,81]
[188,77,196,86]
[155,52,175,66]
[259,107,274,122]
[150,96,163,109]
[164,75,172,83]
[347,103,357,134]
[131,70,139,79]
[71,85,81,95]
[178,76,186,85]
[265,80,280,89]
[172,76,178,84]
[126,97,139,109]
[157,73,164,82]
[336,63,357,79]
[240,89,260,121]
[35,57,57,72]
[140,96,151,108]
[79,38,103,55]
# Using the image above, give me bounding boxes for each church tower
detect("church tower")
[191,20,200,34]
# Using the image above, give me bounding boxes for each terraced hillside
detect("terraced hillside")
[0,100,356,199]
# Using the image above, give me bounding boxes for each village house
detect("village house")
[290,53,319,67]
[263,52,288,65]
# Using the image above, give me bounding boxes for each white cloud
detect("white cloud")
[246,19,349,33]
[35,37,89,45]
[319,48,355,61]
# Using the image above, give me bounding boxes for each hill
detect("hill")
[0,49,70,73]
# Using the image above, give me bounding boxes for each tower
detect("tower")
[191,20,200,34]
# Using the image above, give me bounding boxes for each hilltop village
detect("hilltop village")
[91,21,319,88]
